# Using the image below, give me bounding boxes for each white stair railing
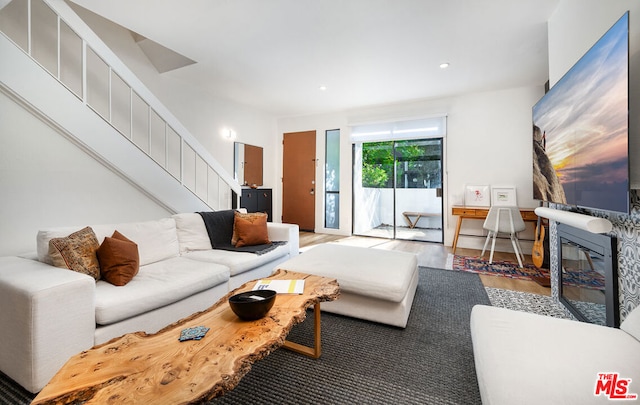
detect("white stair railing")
[0,0,239,212]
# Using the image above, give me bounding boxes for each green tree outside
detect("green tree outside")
[361,140,441,189]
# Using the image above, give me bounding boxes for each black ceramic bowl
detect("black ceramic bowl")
[228,290,277,320]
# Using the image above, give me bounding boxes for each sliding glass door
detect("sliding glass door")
[353,141,395,239]
[353,138,443,242]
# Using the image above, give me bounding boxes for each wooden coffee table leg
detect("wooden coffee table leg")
[283,303,322,359]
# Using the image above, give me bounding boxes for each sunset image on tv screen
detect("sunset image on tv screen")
[532,12,629,213]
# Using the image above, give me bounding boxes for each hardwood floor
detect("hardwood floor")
[298,232,550,296]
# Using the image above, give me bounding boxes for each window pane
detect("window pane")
[183,143,196,192]
[0,0,29,51]
[362,141,393,188]
[325,129,340,191]
[132,91,149,148]
[394,139,442,189]
[59,21,82,97]
[31,0,57,76]
[111,72,131,137]
[86,47,109,118]
[324,129,340,229]
[195,154,208,200]
[207,167,220,210]
[325,193,339,229]
[166,126,181,180]
[218,180,231,210]
[149,109,166,166]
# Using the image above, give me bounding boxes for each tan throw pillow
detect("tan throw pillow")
[97,230,140,286]
[48,226,101,280]
[233,212,270,247]
[232,212,268,245]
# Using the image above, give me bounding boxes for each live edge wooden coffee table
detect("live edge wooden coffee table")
[32,270,339,405]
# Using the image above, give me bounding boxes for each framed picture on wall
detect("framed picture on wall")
[464,185,490,206]
[491,186,517,206]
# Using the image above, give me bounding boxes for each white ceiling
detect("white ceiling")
[68,0,560,118]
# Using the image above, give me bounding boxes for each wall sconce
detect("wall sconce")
[223,128,236,140]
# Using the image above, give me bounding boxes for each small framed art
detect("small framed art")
[491,186,517,206]
[464,185,490,207]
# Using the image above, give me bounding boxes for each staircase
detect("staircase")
[0,0,239,214]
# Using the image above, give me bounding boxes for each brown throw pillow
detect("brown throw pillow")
[48,226,101,280]
[97,230,140,286]
[232,212,269,245]
[233,212,270,247]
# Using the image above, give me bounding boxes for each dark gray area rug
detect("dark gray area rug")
[0,267,489,405]
[211,266,490,405]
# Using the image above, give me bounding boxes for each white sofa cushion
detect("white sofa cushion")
[37,218,180,267]
[471,305,640,405]
[277,244,417,303]
[182,243,289,276]
[94,257,229,325]
[104,219,179,266]
[172,213,212,253]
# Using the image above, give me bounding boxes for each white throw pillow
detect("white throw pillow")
[172,213,212,253]
[113,218,179,266]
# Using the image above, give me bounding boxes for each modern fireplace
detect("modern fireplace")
[556,223,619,327]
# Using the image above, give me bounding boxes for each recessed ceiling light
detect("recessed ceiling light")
[439,62,450,69]
[319,85,327,91]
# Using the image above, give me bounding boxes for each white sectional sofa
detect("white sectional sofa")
[0,212,299,393]
[471,305,640,404]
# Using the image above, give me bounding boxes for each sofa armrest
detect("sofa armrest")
[267,223,300,257]
[470,304,640,405]
[0,257,96,393]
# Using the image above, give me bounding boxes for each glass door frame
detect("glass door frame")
[351,137,444,243]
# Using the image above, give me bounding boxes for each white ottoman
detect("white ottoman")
[277,244,419,328]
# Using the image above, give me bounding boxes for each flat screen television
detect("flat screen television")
[532,12,630,214]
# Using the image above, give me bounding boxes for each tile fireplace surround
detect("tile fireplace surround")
[547,190,640,321]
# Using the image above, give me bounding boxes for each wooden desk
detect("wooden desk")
[451,206,538,254]
[33,270,339,404]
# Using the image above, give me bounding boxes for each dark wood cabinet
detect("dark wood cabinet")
[240,188,272,222]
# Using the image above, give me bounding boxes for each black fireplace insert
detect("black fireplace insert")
[557,223,619,327]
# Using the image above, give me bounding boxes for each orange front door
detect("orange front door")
[243,144,263,186]
[282,131,316,231]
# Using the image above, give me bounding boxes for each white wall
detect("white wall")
[0,3,550,255]
[0,91,171,256]
[549,0,640,188]
[0,1,283,257]
[278,85,543,249]
[69,4,281,208]
[548,1,639,86]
